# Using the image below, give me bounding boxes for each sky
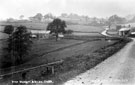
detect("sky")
[0,0,135,20]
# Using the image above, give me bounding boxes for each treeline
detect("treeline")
[6,13,131,26]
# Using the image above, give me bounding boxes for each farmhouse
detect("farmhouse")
[30,30,50,39]
[118,27,131,36]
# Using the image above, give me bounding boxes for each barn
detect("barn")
[30,30,50,39]
[118,27,131,37]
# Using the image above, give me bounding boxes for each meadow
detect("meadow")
[0,21,112,71]
[0,33,8,40]
[0,36,119,83]
[66,24,104,32]
[0,21,121,85]
[27,37,116,65]
[1,37,130,85]
[0,21,104,31]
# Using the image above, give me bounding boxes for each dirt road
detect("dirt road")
[64,38,135,85]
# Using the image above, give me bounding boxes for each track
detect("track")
[101,28,112,37]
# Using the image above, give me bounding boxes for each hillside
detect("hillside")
[0,21,104,32]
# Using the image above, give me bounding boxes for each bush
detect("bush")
[3,25,14,35]
[1,55,12,68]
[65,29,73,34]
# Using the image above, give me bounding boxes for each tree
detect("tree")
[47,18,66,41]
[19,15,24,20]
[116,25,122,31]
[29,13,43,22]
[2,26,32,68]
[65,29,73,34]
[6,18,15,22]
[3,25,14,35]
[108,15,126,27]
[61,13,68,17]
[44,13,55,21]
[34,13,43,21]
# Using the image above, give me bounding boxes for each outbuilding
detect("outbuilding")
[30,30,50,39]
[118,27,131,36]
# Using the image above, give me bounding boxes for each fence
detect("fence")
[0,60,64,78]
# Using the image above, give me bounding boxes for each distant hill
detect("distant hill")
[3,13,135,30]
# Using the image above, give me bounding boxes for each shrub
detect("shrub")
[65,29,73,34]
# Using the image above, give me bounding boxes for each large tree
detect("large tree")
[44,13,55,20]
[2,26,32,68]
[29,13,43,22]
[107,15,126,28]
[3,25,14,35]
[47,18,66,41]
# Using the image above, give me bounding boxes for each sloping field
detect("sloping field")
[30,39,115,65]
[66,25,104,32]
[72,32,102,36]
[0,21,48,30]
[0,38,117,82]
[30,39,84,58]
[1,40,118,83]
[0,21,104,32]
[0,21,105,38]
[0,33,8,40]
[124,22,135,27]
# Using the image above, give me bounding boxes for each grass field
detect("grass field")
[27,38,116,65]
[0,33,8,39]
[72,32,102,36]
[66,24,104,32]
[0,21,48,30]
[0,37,128,85]
[0,37,114,69]
[0,21,105,40]
[0,21,105,68]
[0,36,118,79]
[0,21,104,32]
[0,21,116,84]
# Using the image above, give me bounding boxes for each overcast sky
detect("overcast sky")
[0,0,135,20]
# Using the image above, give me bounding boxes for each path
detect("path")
[101,28,112,37]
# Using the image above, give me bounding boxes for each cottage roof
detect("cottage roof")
[119,28,130,31]
[31,30,50,34]
[131,32,135,34]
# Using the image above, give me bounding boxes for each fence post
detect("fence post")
[52,66,54,74]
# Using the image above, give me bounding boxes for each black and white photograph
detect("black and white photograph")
[0,0,135,85]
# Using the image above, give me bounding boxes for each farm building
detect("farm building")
[118,27,131,36]
[30,30,50,39]
[0,25,51,39]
